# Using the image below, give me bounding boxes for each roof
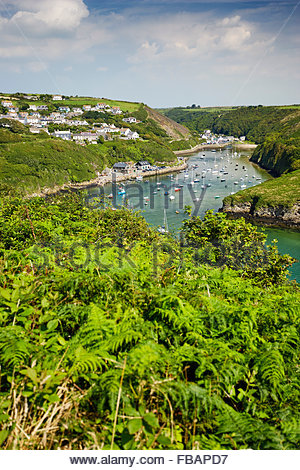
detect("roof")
[136,160,150,166]
[113,162,128,169]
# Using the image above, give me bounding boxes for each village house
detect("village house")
[1,100,13,108]
[29,105,37,111]
[123,117,136,124]
[82,105,92,111]
[53,130,72,140]
[120,128,139,139]
[24,95,38,100]
[58,106,70,113]
[25,116,40,125]
[135,160,151,171]
[52,95,63,101]
[111,106,122,115]
[72,107,84,115]
[112,162,131,174]
[37,105,48,111]
[73,132,98,143]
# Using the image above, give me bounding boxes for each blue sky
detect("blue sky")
[0,0,299,107]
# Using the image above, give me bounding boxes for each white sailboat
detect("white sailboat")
[158,209,169,234]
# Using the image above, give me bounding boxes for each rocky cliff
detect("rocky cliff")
[222,201,300,229]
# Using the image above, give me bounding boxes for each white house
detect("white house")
[120,128,139,139]
[1,100,13,108]
[53,95,63,101]
[72,108,84,115]
[53,130,72,140]
[135,160,151,171]
[123,117,136,124]
[25,116,40,125]
[73,132,98,143]
[59,106,70,113]
[82,105,92,111]
[29,105,37,111]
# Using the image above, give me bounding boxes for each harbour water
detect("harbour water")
[87,148,299,282]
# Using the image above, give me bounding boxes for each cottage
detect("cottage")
[73,132,98,143]
[25,116,40,125]
[52,95,63,101]
[112,162,130,174]
[1,100,13,108]
[58,106,70,113]
[53,130,72,140]
[123,117,136,124]
[72,107,84,115]
[82,105,92,111]
[135,160,151,171]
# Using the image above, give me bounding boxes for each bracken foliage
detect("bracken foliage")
[0,193,299,450]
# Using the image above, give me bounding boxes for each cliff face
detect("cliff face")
[146,106,190,140]
[250,139,300,176]
[222,201,300,229]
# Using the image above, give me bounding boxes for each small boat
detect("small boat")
[207,183,211,187]
[215,195,220,199]
[194,179,200,183]
[221,179,226,182]
[158,209,169,234]
[234,181,238,185]
[241,185,247,189]
[107,193,113,199]
[164,191,169,195]
[184,173,189,178]
[118,190,126,195]
[169,195,175,200]
[175,210,179,214]
[136,176,143,181]
[174,187,181,192]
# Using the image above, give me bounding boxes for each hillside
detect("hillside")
[0,94,193,194]
[222,170,300,228]
[146,106,190,140]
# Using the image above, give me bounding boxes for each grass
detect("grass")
[223,170,300,208]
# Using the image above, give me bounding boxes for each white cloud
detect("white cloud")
[126,13,260,64]
[8,0,89,33]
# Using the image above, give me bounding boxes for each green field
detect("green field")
[0,94,141,113]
